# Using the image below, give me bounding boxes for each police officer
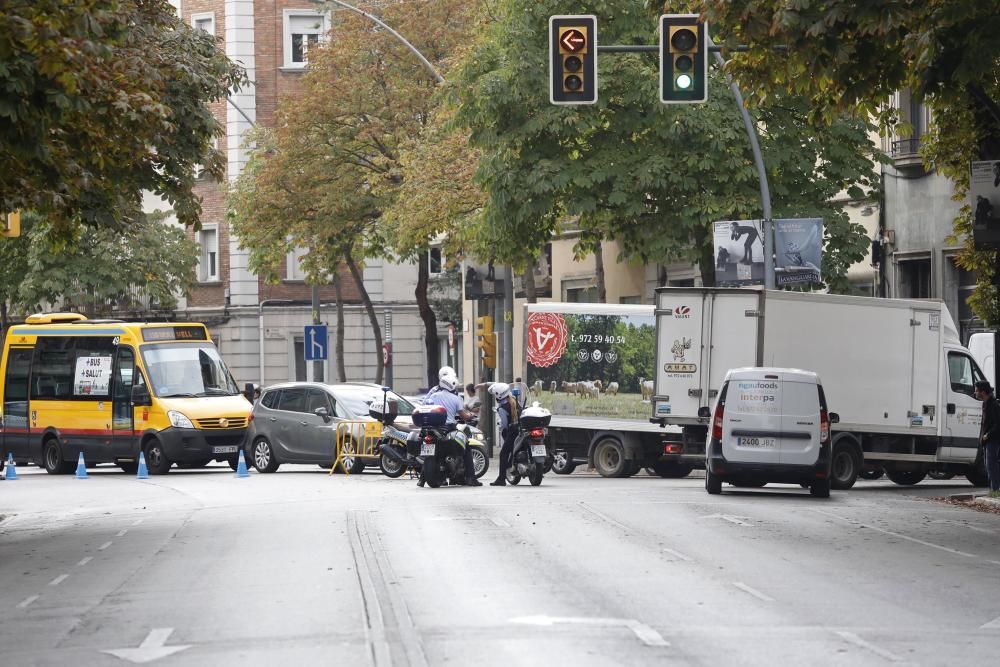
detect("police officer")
[489,382,520,486]
[421,366,482,487]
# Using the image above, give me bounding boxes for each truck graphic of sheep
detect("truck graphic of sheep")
[671,337,692,361]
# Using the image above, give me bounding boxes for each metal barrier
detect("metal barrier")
[332,420,383,475]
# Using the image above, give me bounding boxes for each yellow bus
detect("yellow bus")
[0,313,252,475]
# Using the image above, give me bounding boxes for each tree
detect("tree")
[449,0,879,291]
[701,0,1000,318]
[0,210,199,327]
[0,0,244,233]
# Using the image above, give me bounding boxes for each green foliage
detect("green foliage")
[448,0,880,289]
[0,0,245,233]
[0,211,198,317]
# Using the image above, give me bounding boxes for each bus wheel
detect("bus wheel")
[43,439,73,475]
[144,438,172,475]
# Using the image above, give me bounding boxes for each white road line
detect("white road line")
[733,582,774,602]
[490,517,510,528]
[812,508,978,559]
[98,541,113,550]
[116,529,128,537]
[989,560,1000,567]
[76,556,93,567]
[131,519,143,526]
[511,616,669,647]
[17,595,39,609]
[981,616,1000,629]
[49,574,69,587]
[835,631,903,662]
[578,502,631,531]
[661,547,693,562]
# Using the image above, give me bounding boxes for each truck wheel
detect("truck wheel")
[552,451,577,475]
[593,439,627,478]
[705,468,722,495]
[830,443,859,490]
[624,460,642,477]
[859,468,884,480]
[810,478,831,498]
[884,468,926,486]
[652,461,694,479]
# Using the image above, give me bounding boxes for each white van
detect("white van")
[705,368,836,498]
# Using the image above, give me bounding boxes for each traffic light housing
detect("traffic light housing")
[475,315,497,369]
[549,15,598,105]
[660,14,707,104]
[2,210,20,238]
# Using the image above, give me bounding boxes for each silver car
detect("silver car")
[243,382,414,473]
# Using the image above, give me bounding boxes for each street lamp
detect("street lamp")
[258,299,293,386]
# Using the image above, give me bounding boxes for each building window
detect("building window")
[284,10,327,68]
[898,257,931,299]
[167,0,182,17]
[429,247,443,275]
[669,278,696,287]
[191,12,214,36]
[287,246,307,282]
[619,295,641,305]
[199,227,219,282]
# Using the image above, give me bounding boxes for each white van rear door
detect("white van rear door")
[722,374,782,464]
[778,379,820,466]
[654,292,707,420]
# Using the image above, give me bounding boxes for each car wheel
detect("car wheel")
[552,451,577,475]
[884,468,926,486]
[830,443,859,490]
[379,453,406,478]
[705,467,722,494]
[252,437,280,473]
[593,439,627,478]
[43,439,73,475]
[470,445,489,479]
[144,438,172,475]
[338,439,366,474]
[810,477,831,498]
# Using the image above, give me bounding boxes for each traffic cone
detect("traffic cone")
[136,452,149,480]
[75,452,88,479]
[235,450,250,478]
[5,453,17,480]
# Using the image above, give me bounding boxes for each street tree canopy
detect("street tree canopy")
[0,0,244,233]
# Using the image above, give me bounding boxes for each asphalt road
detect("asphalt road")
[2,463,999,666]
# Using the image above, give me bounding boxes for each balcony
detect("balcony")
[890,137,926,175]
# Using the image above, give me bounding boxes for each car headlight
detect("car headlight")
[168,410,194,429]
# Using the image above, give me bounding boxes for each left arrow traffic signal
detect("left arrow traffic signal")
[550,15,597,105]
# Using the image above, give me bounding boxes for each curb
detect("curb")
[949,492,1000,506]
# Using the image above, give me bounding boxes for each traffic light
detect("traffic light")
[2,210,20,238]
[549,15,598,105]
[475,315,497,370]
[660,14,707,104]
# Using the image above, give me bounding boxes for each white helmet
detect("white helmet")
[488,382,510,401]
[438,366,458,392]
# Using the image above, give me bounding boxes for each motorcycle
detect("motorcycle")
[505,402,552,487]
[406,405,472,488]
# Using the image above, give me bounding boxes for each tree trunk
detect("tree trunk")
[344,250,384,385]
[594,240,607,303]
[332,271,347,383]
[524,256,538,304]
[416,251,440,388]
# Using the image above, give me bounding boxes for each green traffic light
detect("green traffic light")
[675,73,693,90]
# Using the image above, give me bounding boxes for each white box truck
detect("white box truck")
[651,287,990,488]
[523,303,688,478]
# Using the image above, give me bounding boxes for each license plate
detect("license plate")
[530,444,547,457]
[213,445,238,454]
[737,437,776,448]
[420,443,436,456]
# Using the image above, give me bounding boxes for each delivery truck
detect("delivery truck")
[651,287,990,488]
[523,302,687,478]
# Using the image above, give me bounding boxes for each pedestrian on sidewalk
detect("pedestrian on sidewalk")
[975,380,1000,493]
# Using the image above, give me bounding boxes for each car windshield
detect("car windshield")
[141,343,240,398]
[332,386,414,418]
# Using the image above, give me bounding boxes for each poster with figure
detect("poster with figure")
[713,220,764,286]
[971,160,1000,250]
[774,218,823,286]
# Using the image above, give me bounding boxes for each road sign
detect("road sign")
[549,15,598,105]
[448,324,455,349]
[304,325,328,361]
[382,342,392,368]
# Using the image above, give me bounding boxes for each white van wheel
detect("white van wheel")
[705,468,722,494]
[830,442,860,490]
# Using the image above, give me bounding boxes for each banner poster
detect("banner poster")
[774,218,823,286]
[971,160,1000,250]
[713,220,764,286]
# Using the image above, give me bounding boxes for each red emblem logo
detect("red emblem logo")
[526,312,568,368]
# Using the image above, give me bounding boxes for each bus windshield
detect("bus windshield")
[141,343,240,398]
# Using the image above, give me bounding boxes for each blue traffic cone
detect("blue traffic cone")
[75,452,88,479]
[235,450,250,478]
[5,453,17,480]
[136,452,149,480]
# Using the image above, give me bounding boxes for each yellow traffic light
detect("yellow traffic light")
[3,210,20,238]
[475,316,497,369]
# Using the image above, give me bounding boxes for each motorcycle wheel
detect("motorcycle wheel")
[470,445,489,479]
[506,467,521,485]
[552,451,576,475]
[422,457,443,488]
[379,452,407,478]
[528,463,544,486]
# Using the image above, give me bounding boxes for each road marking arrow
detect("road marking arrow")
[700,513,752,526]
[102,628,191,664]
[510,616,668,647]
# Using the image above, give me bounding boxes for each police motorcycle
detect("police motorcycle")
[505,390,553,487]
[367,393,412,478]
[404,405,472,487]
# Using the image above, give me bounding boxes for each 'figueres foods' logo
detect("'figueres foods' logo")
[527,312,568,368]
[674,306,691,318]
